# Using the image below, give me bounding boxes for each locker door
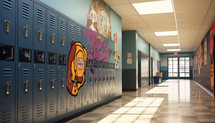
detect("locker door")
[93,61,98,103]
[17,0,33,123]
[75,23,82,42]
[82,27,89,106]
[33,3,47,122]
[112,67,116,96]
[57,16,67,116]
[87,66,94,105]
[67,20,76,112]
[0,0,16,122]
[46,10,58,120]
[102,63,106,100]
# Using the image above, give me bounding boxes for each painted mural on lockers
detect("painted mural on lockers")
[87,0,111,39]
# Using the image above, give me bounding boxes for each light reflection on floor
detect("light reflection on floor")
[97,97,164,123]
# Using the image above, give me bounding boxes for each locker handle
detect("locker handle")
[23,25,29,38]
[103,77,105,81]
[38,30,43,41]
[24,80,29,93]
[113,77,115,80]
[61,78,65,88]
[106,77,108,81]
[90,78,92,84]
[51,79,55,89]
[38,79,43,91]
[61,37,65,47]
[51,33,55,44]
[4,19,11,34]
[5,82,11,96]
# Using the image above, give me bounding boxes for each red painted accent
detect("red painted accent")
[174,52,178,55]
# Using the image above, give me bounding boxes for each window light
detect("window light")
[163,43,180,47]
[154,31,178,36]
[167,49,180,52]
[132,0,173,15]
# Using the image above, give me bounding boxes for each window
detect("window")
[179,57,190,77]
[168,57,178,77]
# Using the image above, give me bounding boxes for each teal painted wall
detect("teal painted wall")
[151,46,160,60]
[122,31,136,69]
[136,33,149,55]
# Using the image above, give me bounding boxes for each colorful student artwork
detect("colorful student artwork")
[210,21,215,92]
[204,37,207,65]
[67,41,87,96]
[87,0,111,39]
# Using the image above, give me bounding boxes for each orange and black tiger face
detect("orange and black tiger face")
[67,41,87,96]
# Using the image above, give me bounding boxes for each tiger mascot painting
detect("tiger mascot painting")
[67,41,87,96]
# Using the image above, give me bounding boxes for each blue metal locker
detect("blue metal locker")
[66,20,76,112]
[46,10,58,120]
[33,3,47,122]
[0,0,16,122]
[17,0,33,122]
[93,61,98,103]
[57,15,67,116]
[102,62,107,100]
[82,27,89,106]
[75,22,82,43]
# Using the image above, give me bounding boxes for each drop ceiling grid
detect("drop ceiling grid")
[104,0,214,52]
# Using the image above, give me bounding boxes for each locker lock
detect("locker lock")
[38,79,43,91]
[23,25,29,38]
[51,79,55,89]
[5,82,11,96]
[103,77,105,81]
[106,77,109,81]
[61,78,65,88]
[4,19,11,34]
[38,30,43,41]
[24,80,29,93]
[61,37,65,47]
[51,33,55,44]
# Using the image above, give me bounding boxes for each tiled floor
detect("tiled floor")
[66,80,215,123]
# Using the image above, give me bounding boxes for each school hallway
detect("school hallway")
[67,79,215,123]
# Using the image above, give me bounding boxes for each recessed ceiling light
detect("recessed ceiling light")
[154,31,178,36]
[163,43,180,46]
[132,0,173,15]
[167,49,180,51]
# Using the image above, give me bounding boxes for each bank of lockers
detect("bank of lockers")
[0,0,116,122]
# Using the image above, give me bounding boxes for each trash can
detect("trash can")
[154,76,161,84]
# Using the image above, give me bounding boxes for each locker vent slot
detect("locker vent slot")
[3,68,12,77]
[69,97,74,107]
[50,70,55,75]
[69,24,74,35]
[22,2,30,19]
[22,69,30,77]
[49,99,55,113]
[3,0,12,10]
[60,20,65,31]
[60,97,65,109]
[2,110,12,123]
[37,69,43,76]
[50,15,55,29]
[36,103,43,117]
[22,106,29,123]
[60,70,65,75]
[37,9,43,24]
[78,95,81,104]
[77,28,81,36]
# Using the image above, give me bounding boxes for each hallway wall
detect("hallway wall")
[122,31,160,91]
[160,53,193,80]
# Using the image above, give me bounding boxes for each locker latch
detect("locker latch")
[90,78,92,84]
[38,30,43,41]
[61,37,65,47]
[95,78,97,84]
[113,77,115,80]
[5,82,11,96]
[51,33,55,44]
[38,79,43,91]
[24,80,29,93]
[51,79,55,89]
[4,19,11,34]
[106,77,108,81]
[61,78,65,88]
[23,25,29,38]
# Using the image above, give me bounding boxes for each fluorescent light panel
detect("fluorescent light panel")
[163,43,180,46]
[132,0,173,15]
[154,31,178,36]
[167,49,180,51]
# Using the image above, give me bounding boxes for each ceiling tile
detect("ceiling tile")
[104,0,129,5]
[110,4,138,16]
[174,0,211,11]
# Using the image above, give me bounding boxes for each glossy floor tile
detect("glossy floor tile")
[66,80,215,123]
